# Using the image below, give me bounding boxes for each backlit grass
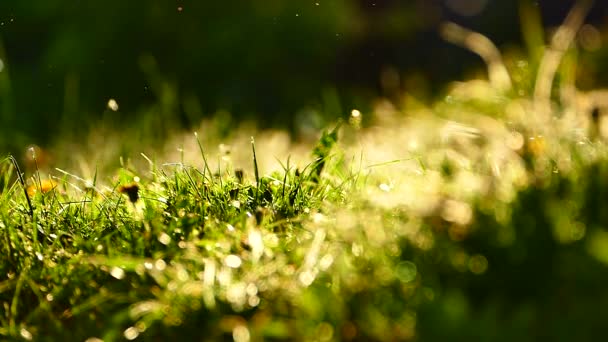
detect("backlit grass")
[2,3,608,341]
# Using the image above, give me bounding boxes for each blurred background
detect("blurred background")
[0,0,607,153]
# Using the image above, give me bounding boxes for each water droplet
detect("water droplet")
[299,270,315,286]
[110,267,125,280]
[379,183,391,192]
[248,229,264,262]
[177,268,189,281]
[233,325,250,342]
[20,328,33,341]
[158,232,171,245]
[107,98,119,111]
[246,283,258,296]
[124,326,139,340]
[155,259,167,271]
[84,337,103,342]
[319,254,334,270]
[248,295,260,307]
[225,254,242,268]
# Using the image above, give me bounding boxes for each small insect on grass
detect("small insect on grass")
[118,183,140,203]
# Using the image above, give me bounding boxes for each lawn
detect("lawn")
[2,3,608,341]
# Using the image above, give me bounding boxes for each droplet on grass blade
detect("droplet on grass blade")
[379,183,392,192]
[248,295,260,307]
[124,327,139,340]
[319,254,334,270]
[246,283,258,296]
[233,325,250,342]
[158,233,171,245]
[225,254,242,268]
[110,267,126,280]
[20,328,33,341]
[248,229,264,262]
[299,270,316,286]
[154,259,166,271]
[84,337,103,342]
[350,109,362,128]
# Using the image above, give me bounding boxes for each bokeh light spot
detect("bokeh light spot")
[107,98,119,111]
[468,254,488,274]
[395,261,417,283]
[225,254,242,268]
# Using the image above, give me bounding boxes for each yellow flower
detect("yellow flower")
[27,179,57,197]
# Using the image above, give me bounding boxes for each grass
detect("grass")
[2,3,608,341]
[3,87,608,341]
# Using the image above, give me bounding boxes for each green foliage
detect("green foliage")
[310,123,340,183]
[2,85,608,340]
[0,127,346,340]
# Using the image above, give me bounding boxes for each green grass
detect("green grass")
[3,85,608,341]
[0,125,354,341]
[3,4,608,341]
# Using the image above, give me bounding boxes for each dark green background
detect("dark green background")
[0,0,606,149]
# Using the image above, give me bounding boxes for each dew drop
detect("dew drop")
[110,267,126,280]
[124,326,139,340]
[225,254,242,268]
